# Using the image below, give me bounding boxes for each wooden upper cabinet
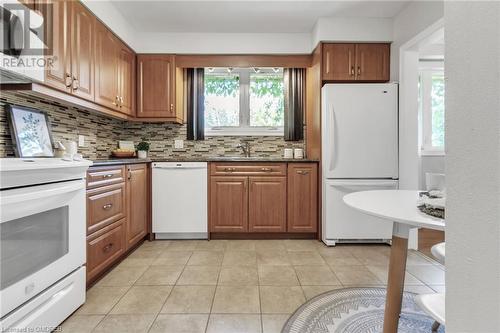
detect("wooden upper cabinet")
[322,43,390,82]
[210,176,248,232]
[70,1,95,100]
[42,0,71,92]
[322,43,355,81]
[248,177,286,232]
[95,21,120,109]
[126,164,147,248]
[118,44,136,116]
[137,55,176,118]
[287,163,318,233]
[355,43,390,81]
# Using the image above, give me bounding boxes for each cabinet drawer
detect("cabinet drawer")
[86,219,125,281]
[87,166,125,188]
[210,163,286,176]
[87,183,126,234]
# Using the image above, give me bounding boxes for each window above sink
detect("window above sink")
[204,67,284,136]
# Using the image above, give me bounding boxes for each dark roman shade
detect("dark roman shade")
[186,68,205,140]
[283,68,305,141]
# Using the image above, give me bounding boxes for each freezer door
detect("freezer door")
[322,84,399,179]
[322,179,397,245]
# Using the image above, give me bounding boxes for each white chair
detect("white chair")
[415,242,445,332]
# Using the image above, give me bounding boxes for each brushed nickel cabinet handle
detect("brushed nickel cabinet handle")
[170,103,174,112]
[102,203,113,210]
[357,66,361,76]
[260,167,272,172]
[297,170,309,175]
[112,96,119,106]
[224,167,235,172]
[72,76,79,90]
[120,96,124,107]
[65,73,72,88]
[103,243,113,253]
[350,66,355,76]
[102,174,113,179]
[128,169,132,180]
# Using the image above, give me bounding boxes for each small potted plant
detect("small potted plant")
[136,141,150,159]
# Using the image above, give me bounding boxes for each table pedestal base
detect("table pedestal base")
[383,223,410,333]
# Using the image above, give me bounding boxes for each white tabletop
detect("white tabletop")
[343,190,445,231]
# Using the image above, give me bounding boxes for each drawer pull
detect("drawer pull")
[297,170,309,175]
[103,243,114,253]
[224,167,236,172]
[260,167,272,172]
[102,203,113,210]
[102,174,114,179]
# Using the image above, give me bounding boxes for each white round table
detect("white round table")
[343,190,445,333]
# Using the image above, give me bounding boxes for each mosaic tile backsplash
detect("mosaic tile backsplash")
[0,92,305,160]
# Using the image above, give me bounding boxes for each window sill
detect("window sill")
[420,149,445,157]
[205,128,284,137]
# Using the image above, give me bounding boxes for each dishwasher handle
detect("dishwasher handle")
[153,162,208,170]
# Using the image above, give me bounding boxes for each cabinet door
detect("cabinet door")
[210,176,248,232]
[42,0,71,92]
[70,1,95,101]
[287,163,318,233]
[322,43,356,81]
[355,44,390,82]
[95,21,120,109]
[137,55,176,118]
[248,177,286,232]
[126,164,148,248]
[118,44,135,116]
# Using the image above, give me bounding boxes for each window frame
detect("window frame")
[204,68,284,137]
[419,62,445,156]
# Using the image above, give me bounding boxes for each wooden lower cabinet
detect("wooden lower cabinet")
[210,176,248,232]
[86,219,125,281]
[287,163,318,232]
[248,177,286,232]
[126,164,148,247]
[209,162,318,235]
[86,163,149,285]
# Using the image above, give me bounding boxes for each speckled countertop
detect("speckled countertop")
[91,157,319,166]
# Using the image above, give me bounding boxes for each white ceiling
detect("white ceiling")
[111,1,410,33]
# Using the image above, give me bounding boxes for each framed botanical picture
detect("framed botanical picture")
[7,104,55,158]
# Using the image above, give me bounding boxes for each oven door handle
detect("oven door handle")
[0,179,85,205]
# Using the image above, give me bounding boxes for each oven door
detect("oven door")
[0,179,86,318]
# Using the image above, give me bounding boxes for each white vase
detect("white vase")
[137,150,147,159]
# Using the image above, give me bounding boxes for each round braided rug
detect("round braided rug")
[282,287,444,333]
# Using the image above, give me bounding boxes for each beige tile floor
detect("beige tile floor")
[61,239,445,333]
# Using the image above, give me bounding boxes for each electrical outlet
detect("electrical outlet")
[174,139,184,149]
[78,135,85,147]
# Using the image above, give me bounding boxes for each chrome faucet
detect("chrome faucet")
[237,141,251,157]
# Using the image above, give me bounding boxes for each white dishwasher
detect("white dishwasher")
[152,162,208,239]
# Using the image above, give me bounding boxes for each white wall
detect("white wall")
[391,1,444,80]
[134,32,312,54]
[445,2,500,332]
[311,17,393,47]
[420,156,445,189]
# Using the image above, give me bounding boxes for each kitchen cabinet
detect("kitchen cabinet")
[322,43,356,81]
[287,163,318,233]
[95,21,120,109]
[322,43,390,82]
[210,176,248,232]
[118,45,136,116]
[248,177,286,232]
[355,44,390,81]
[137,55,181,121]
[86,163,149,285]
[41,1,95,100]
[209,162,318,235]
[126,164,148,247]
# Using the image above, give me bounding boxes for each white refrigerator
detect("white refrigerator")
[321,83,398,246]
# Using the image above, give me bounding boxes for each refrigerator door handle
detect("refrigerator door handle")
[331,181,398,188]
[329,105,336,172]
